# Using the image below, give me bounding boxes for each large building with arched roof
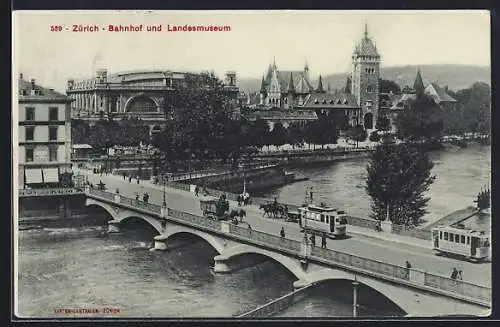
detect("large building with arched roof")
[66,69,240,133]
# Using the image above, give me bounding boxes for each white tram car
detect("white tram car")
[298,204,348,239]
[431,225,490,262]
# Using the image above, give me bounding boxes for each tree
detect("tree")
[379,79,401,94]
[347,124,367,146]
[375,115,391,131]
[366,142,436,226]
[369,131,380,142]
[394,94,444,143]
[270,122,288,149]
[287,122,305,148]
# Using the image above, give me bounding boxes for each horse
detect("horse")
[259,204,275,218]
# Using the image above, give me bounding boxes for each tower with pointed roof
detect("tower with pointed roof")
[351,22,381,130]
[316,75,325,93]
[304,61,310,81]
[413,69,425,98]
[259,76,267,105]
[286,72,295,109]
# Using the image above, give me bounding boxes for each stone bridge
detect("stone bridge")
[85,188,491,317]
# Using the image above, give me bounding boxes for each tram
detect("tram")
[431,225,490,262]
[298,204,348,239]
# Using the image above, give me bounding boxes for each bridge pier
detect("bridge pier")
[213,255,232,273]
[107,220,121,234]
[152,234,169,251]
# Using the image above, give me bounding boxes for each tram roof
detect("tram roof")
[432,225,488,236]
[301,204,338,212]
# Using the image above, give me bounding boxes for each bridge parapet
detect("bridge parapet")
[85,189,491,306]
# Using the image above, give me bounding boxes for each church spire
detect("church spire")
[287,72,295,94]
[364,21,368,38]
[260,76,267,94]
[273,56,277,68]
[413,69,425,97]
[316,75,325,93]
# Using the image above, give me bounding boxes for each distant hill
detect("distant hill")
[238,64,490,94]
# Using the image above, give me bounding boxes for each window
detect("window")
[320,214,325,222]
[49,126,58,141]
[25,126,34,141]
[26,107,35,121]
[366,101,373,107]
[461,235,465,244]
[444,232,449,241]
[467,236,470,245]
[455,234,460,243]
[49,146,58,162]
[325,216,329,223]
[440,231,442,239]
[49,107,58,121]
[25,148,34,162]
[367,86,373,93]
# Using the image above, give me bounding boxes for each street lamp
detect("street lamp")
[352,275,359,317]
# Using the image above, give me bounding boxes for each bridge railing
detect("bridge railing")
[424,272,491,302]
[168,208,222,231]
[87,188,115,201]
[119,196,162,214]
[229,224,302,253]
[310,246,409,281]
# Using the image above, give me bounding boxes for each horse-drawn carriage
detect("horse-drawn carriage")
[200,195,246,223]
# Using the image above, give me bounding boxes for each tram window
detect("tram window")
[461,235,465,244]
[320,215,325,222]
[325,216,329,223]
[440,231,442,239]
[449,233,453,241]
[444,232,448,240]
[455,234,460,243]
[467,237,470,245]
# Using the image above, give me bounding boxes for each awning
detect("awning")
[25,169,43,184]
[43,168,59,183]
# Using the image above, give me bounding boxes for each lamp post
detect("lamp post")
[352,275,359,317]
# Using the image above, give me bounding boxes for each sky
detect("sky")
[13,10,490,93]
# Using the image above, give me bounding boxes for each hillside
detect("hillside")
[238,64,490,94]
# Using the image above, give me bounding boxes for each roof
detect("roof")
[354,36,380,57]
[426,83,457,103]
[390,93,416,110]
[248,109,318,121]
[302,92,359,109]
[277,70,312,93]
[18,79,71,102]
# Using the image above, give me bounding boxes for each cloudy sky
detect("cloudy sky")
[13,10,490,92]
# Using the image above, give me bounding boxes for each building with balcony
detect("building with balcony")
[17,74,73,189]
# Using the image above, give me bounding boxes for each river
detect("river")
[16,144,490,318]
[260,144,491,231]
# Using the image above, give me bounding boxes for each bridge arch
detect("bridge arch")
[219,244,308,281]
[163,226,226,254]
[116,212,164,234]
[306,269,407,314]
[85,199,118,221]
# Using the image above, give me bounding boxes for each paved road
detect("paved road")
[83,170,491,287]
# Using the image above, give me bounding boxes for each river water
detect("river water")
[16,144,490,318]
[261,144,491,231]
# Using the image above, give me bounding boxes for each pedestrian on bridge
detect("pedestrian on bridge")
[280,227,285,238]
[321,234,327,248]
[128,176,132,183]
[310,234,316,246]
[405,261,412,278]
[451,267,459,280]
[123,172,126,180]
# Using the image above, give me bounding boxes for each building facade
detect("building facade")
[67,69,240,132]
[18,75,73,189]
[256,24,379,130]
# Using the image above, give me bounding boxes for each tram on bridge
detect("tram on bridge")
[431,225,490,262]
[298,204,348,239]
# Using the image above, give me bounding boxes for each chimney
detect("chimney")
[19,73,23,80]
[30,79,35,90]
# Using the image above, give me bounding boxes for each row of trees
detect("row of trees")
[72,117,150,150]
